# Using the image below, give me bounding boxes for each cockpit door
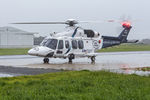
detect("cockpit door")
[55,40,65,57]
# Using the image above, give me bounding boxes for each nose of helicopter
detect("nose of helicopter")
[28,46,54,57]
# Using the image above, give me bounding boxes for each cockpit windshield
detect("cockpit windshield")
[41,39,58,50]
[40,38,48,46]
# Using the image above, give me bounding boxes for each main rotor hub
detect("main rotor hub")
[65,19,78,26]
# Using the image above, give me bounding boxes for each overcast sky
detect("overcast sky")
[0,0,150,39]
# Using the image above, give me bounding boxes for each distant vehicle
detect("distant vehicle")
[13,19,138,63]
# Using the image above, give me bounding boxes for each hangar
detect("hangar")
[0,26,35,48]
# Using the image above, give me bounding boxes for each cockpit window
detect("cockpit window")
[58,40,64,49]
[43,39,58,50]
[40,38,48,46]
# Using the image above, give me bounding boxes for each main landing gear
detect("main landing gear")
[68,54,75,63]
[91,56,95,63]
[43,58,49,64]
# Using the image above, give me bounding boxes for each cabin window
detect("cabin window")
[44,39,58,50]
[65,40,69,48]
[72,40,77,49]
[58,40,64,49]
[78,40,84,49]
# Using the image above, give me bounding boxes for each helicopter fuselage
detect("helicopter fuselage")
[28,36,103,59]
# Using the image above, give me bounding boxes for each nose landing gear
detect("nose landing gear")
[43,58,49,63]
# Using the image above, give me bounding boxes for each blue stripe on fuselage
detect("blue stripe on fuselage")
[65,47,71,54]
[65,27,79,54]
[72,27,79,37]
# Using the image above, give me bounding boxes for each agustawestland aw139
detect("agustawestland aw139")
[13,19,138,63]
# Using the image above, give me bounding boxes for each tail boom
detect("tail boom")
[102,25,133,48]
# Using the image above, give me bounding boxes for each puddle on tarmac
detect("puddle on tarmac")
[109,69,150,76]
[0,73,15,77]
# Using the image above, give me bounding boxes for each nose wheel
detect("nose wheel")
[43,58,49,63]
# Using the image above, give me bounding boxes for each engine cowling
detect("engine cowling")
[84,29,100,38]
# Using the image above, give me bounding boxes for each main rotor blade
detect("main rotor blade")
[11,22,66,24]
[79,20,117,23]
[79,21,104,23]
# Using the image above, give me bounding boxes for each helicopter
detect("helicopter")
[13,19,138,63]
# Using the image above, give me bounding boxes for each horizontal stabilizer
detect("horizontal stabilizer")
[126,40,139,43]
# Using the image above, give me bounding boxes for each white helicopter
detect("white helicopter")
[13,19,138,63]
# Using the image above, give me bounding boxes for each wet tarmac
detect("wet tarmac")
[0,66,60,77]
[0,51,150,77]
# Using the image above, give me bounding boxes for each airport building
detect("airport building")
[0,26,35,48]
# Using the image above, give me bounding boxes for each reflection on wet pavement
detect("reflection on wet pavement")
[109,69,150,76]
[0,73,15,77]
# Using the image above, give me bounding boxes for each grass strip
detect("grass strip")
[98,44,150,52]
[0,48,30,55]
[0,71,150,100]
[0,44,149,55]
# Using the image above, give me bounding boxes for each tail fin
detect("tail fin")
[118,25,132,43]
[102,23,132,48]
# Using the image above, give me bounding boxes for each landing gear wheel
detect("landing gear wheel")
[91,56,95,63]
[68,54,75,63]
[43,58,49,64]
[69,58,72,63]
